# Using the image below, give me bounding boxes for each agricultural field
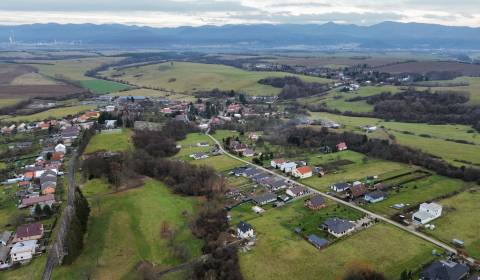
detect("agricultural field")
[190,155,244,172]
[309,112,480,167]
[53,179,203,279]
[299,85,401,113]
[84,129,133,154]
[237,199,439,280]
[427,187,480,259]
[365,175,469,217]
[78,79,131,94]
[2,105,95,122]
[107,88,196,102]
[373,61,480,76]
[100,61,333,96]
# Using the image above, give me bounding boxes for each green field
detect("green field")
[53,179,203,279]
[428,188,480,259]
[3,105,95,122]
[84,129,132,154]
[79,79,131,94]
[238,199,439,279]
[101,62,334,96]
[365,175,469,217]
[190,155,244,172]
[309,112,480,167]
[107,88,196,101]
[0,255,47,280]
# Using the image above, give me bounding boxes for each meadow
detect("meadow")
[79,79,131,94]
[107,88,196,101]
[3,105,95,122]
[52,179,203,279]
[427,187,480,259]
[101,61,333,96]
[84,129,133,154]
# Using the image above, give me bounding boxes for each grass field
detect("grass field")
[0,255,47,280]
[190,155,244,172]
[3,105,95,122]
[365,175,469,217]
[238,199,439,279]
[427,188,480,259]
[101,62,333,96]
[84,129,132,154]
[79,79,131,94]
[309,112,480,167]
[107,88,196,101]
[53,179,203,279]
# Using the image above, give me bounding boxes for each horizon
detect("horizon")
[0,0,479,28]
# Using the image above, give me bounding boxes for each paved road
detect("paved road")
[206,133,467,258]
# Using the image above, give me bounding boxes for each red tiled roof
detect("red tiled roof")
[15,223,43,239]
[296,166,312,175]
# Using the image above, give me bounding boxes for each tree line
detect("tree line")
[258,76,330,99]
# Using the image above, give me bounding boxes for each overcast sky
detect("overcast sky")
[0,0,479,27]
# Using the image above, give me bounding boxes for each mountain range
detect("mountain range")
[2,21,480,50]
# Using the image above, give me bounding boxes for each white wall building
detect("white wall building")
[412,202,443,224]
[237,221,255,239]
[10,240,37,263]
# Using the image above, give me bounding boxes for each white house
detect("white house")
[412,202,443,224]
[237,221,254,239]
[281,162,297,173]
[54,143,66,154]
[105,105,116,112]
[271,159,286,169]
[10,240,37,263]
[292,166,313,179]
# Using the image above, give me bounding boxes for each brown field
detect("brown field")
[374,61,480,75]
[0,64,38,84]
[267,56,407,68]
[0,84,85,99]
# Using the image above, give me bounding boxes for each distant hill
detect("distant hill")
[1,21,480,50]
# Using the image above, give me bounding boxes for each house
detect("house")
[10,240,37,263]
[271,158,286,169]
[13,223,44,243]
[242,149,255,157]
[307,234,329,249]
[305,195,326,210]
[265,179,287,191]
[248,132,259,141]
[330,182,351,193]
[243,167,262,178]
[19,194,55,209]
[252,193,277,205]
[420,260,469,280]
[286,186,308,198]
[105,105,116,112]
[336,142,348,151]
[197,142,210,147]
[231,143,248,153]
[350,183,368,198]
[189,153,209,160]
[313,167,325,176]
[225,188,241,199]
[237,221,254,239]
[54,143,66,154]
[51,152,64,162]
[292,166,313,179]
[412,203,443,224]
[281,162,297,173]
[0,231,12,246]
[364,191,388,203]
[41,183,56,195]
[321,218,355,238]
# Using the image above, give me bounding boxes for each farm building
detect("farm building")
[307,234,329,249]
[420,260,469,280]
[321,218,355,238]
[412,203,443,224]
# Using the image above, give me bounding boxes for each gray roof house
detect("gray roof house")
[0,231,12,246]
[307,234,329,249]
[321,218,355,238]
[364,191,388,203]
[331,182,351,192]
[252,193,277,205]
[420,260,469,280]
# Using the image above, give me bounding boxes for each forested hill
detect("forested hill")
[2,21,480,50]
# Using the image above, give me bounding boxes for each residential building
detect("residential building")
[336,142,348,151]
[350,183,368,198]
[237,221,254,239]
[19,194,55,209]
[0,231,12,246]
[189,153,209,160]
[305,195,326,210]
[412,203,443,224]
[307,234,329,249]
[54,143,66,154]
[364,191,388,203]
[252,193,277,205]
[10,240,37,263]
[271,158,286,169]
[420,260,469,280]
[286,186,308,198]
[281,162,297,173]
[13,223,44,243]
[330,182,351,193]
[292,166,313,179]
[321,218,355,238]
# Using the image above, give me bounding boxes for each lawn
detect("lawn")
[79,79,131,94]
[211,129,240,141]
[52,179,203,279]
[0,255,47,280]
[3,105,96,122]
[309,112,480,167]
[101,62,334,96]
[0,185,19,232]
[190,155,244,172]
[84,129,132,154]
[365,175,469,217]
[427,187,480,259]
[239,200,439,279]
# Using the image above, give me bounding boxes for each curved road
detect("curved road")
[206,133,473,261]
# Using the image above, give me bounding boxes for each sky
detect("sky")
[0,0,479,27]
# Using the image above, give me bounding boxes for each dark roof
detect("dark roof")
[332,182,350,190]
[308,234,329,248]
[270,179,287,188]
[350,184,368,197]
[421,260,469,280]
[366,191,387,200]
[15,223,43,239]
[237,221,252,233]
[308,195,325,207]
[252,193,277,204]
[322,218,355,234]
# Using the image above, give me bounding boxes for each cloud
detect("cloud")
[0,0,478,27]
